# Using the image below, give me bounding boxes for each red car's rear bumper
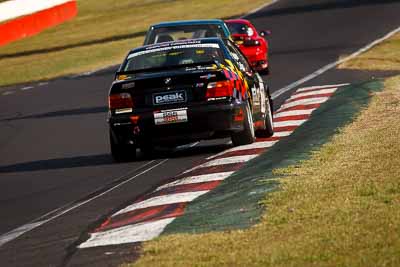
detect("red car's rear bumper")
[238,45,268,70]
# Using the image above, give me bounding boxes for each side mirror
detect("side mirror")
[259,30,271,37]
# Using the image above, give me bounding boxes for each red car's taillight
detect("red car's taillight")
[206,80,234,99]
[244,39,261,46]
[108,93,133,109]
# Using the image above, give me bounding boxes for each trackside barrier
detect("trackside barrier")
[0,0,77,46]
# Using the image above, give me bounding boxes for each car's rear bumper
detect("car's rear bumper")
[109,101,246,146]
[239,45,267,60]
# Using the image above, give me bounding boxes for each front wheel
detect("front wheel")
[140,142,156,159]
[259,66,270,75]
[231,102,256,146]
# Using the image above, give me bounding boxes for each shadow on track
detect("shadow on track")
[0,154,114,173]
[1,106,108,122]
[0,142,231,173]
[270,44,359,56]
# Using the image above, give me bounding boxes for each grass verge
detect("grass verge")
[339,32,400,71]
[0,0,270,87]
[125,38,400,266]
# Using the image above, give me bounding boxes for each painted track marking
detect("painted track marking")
[79,218,176,248]
[278,97,330,111]
[2,91,14,96]
[273,109,315,118]
[290,88,337,100]
[113,191,209,217]
[273,119,307,128]
[21,86,34,91]
[223,140,279,153]
[155,172,234,192]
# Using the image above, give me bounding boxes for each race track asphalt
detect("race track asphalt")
[1,0,400,266]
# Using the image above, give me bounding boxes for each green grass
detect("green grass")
[0,0,269,87]
[339,33,400,71]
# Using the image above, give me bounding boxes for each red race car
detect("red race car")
[225,19,270,74]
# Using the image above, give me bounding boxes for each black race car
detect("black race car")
[108,38,273,161]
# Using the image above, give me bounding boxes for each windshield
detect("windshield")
[227,23,254,36]
[145,24,226,44]
[122,42,224,72]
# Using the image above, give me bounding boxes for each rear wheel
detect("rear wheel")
[231,102,256,146]
[140,142,156,159]
[256,96,274,137]
[259,65,270,75]
[110,128,136,162]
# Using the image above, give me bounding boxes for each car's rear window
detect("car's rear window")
[227,23,254,36]
[145,24,226,45]
[122,42,224,72]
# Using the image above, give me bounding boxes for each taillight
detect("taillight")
[244,39,260,46]
[206,80,234,99]
[108,93,133,109]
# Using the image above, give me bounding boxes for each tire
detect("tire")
[109,128,136,162]
[231,102,256,146]
[259,66,270,75]
[256,96,274,138]
[140,142,155,159]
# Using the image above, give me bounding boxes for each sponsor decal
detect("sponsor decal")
[195,83,205,88]
[129,43,220,59]
[154,108,188,125]
[122,82,135,89]
[200,74,216,79]
[153,91,186,105]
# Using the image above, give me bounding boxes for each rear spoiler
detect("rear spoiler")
[116,60,220,76]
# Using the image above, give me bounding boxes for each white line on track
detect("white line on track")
[79,217,176,248]
[2,91,14,96]
[113,191,209,216]
[0,159,167,248]
[155,172,234,192]
[273,109,315,118]
[21,86,34,91]
[0,221,48,247]
[271,24,400,99]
